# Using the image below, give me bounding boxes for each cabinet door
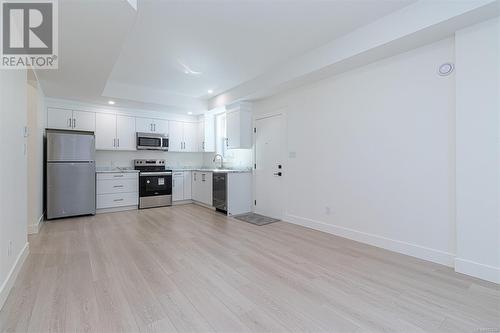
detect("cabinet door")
[136,117,153,133]
[95,113,116,150]
[153,119,169,135]
[183,171,192,200]
[203,114,215,152]
[192,172,200,202]
[73,111,95,132]
[47,108,73,130]
[116,115,136,150]
[169,121,184,152]
[226,110,240,149]
[183,122,198,152]
[197,121,205,152]
[200,172,213,206]
[172,173,184,201]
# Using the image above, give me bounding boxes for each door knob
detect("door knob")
[273,172,282,176]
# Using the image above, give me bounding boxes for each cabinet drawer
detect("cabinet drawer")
[97,192,138,209]
[97,172,138,180]
[97,178,138,194]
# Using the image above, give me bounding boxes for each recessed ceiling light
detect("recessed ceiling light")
[188,112,193,115]
[108,100,115,105]
[207,89,213,94]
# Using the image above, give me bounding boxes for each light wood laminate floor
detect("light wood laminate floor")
[1,204,499,333]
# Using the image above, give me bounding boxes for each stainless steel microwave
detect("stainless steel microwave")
[136,132,169,151]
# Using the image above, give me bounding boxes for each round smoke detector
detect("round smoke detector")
[438,63,454,76]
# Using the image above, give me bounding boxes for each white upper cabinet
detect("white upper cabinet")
[225,102,252,149]
[95,113,116,150]
[116,115,136,150]
[95,113,136,151]
[183,122,198,152]
[47,108,95,132]
[136,117,168,135]
[72,111,95,132]
[135,117,153,133]
[169,121,184,152]
[48,108,73,130]
[154,119,169,135]
[168,121,198,152]
[197,114,215,152]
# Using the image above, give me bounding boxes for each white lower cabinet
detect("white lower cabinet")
[192,171,212,206]
[96,172,138,211]
[173,171,192,202]
[183,171,192,200]
[172,172,184,201]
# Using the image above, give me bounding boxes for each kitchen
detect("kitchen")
[1,1,499,332]
[45,100,254,218]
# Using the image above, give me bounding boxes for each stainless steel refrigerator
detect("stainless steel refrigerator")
[46,129,96,219]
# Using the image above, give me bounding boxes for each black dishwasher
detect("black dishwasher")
[213,173,227,214]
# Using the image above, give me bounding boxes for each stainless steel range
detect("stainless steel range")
[134,159,172,209]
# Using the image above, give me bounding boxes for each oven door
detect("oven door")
[139,172,172,209]
[139,172,172,197]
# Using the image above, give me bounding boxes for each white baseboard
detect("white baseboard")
[96,205,138,214]
[0,242,29,311]
[455,258,500,284]
[284,214,455,267]
[28,214,44,234]
[173,200,194,206]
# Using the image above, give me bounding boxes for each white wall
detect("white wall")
[0,69,29,309]
[254,38,456,266]
[27,71,46,234]
[455,18,500,283]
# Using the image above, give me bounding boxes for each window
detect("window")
[215,112,227,156]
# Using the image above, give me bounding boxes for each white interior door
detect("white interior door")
[255,114,285,219]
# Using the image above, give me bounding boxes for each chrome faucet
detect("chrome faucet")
[213,154,223,169]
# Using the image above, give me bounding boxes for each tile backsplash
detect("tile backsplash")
[95,151,204,169]
[96,149,253,170]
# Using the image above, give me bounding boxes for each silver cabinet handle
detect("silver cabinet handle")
[113,138,116,147]
[68,118,72,128]
[117,138,120,147]
[153,124,156,132]
[202,173,206,182]
[113,174,124,177]
[113,185,124,188]
[202,141,205,150]
[226,138,229,147]
[114,198,124,202]
[73,118,76,128]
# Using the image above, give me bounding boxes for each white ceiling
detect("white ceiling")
[37,0,416,113]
